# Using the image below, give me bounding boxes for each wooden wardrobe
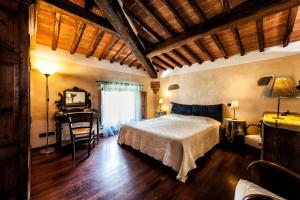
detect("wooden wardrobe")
[0,0,33,199]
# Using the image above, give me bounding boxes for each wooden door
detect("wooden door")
[0,1,32,199]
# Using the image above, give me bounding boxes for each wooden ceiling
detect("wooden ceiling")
[35,0,300,78]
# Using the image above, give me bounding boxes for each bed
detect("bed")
[118,103,222,182]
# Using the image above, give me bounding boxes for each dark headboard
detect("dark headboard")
[171,102,223,122]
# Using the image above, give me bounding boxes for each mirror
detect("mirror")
[64,91,86,107]
[55,87,91,111]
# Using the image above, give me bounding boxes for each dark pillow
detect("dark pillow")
[171,102,192,115]
[191,104,223,122]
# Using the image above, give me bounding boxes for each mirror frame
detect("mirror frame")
[55,87,91,111]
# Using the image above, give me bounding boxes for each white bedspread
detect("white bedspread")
[117,114,220,182]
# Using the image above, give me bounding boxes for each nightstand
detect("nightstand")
[155,111,166,118]
[222,118,247,144]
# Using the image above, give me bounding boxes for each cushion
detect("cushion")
[191,104,222,122]
[72,127,90,135]
[234,179,286,200]
[245,134,262,149]
[171,103,192,115]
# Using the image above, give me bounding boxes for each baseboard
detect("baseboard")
[31,144,57,152]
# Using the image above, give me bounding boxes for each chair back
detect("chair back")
[247,160,300,200]
[67,112,93,137]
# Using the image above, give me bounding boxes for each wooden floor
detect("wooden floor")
[31,136,259,200]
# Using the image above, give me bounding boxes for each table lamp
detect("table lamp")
[231,101,240,120]
[159,98,163,111]
[39,66,56,154]
[263,77,298,119]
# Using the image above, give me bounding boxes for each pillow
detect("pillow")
[191,104,223,122]
[171,103,192,115]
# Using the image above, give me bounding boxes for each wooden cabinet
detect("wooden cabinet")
[262,113,300,174]
[0,1,32,199]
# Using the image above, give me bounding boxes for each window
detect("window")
[99,81,142,137]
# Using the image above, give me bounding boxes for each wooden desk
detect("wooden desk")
[54,111,100,150]
[262,112,300,173]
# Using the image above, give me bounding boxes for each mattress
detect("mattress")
[117,114,221,182]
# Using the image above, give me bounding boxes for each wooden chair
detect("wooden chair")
[235,160,300,200]
[67,112,95,160]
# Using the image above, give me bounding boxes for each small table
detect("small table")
[222,118,247,143]
[155,111,166,118]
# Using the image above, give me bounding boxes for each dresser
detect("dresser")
[262,112,300,173]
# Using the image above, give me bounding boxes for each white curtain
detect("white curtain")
[99,81,142,137]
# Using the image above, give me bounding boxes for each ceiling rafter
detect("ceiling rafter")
[153,62,167,71]
[188,0,228,59]
[94,0,157,78]
[52,12,61,50]
[120,52,132,65]
[256,18,265,52]
[283,6,299,47]
[70,21,86,54]
[154,56,175,69]
[194,40,214,62]
[147,0,300,58]
[123,6,163,42]
[110,43,126,63]
[233,27,245,56]
[99,37,119,60]
[42,0,115,33]
[183,45,202,64]
[163,0,189,31]
[86,30,105,58]
[162,53,182,67]
[188,0,207,21]
[173,49,192,66]
[222,0,230,13]
[129,59,138,67]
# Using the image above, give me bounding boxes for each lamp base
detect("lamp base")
[40,147,55,154]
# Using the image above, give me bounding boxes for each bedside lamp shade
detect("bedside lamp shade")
[231,101,240,109]
[231,101,239,120]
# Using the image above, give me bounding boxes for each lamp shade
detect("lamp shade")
[264,77,298,98]
[159,98,163,104]
[231,101,240,109]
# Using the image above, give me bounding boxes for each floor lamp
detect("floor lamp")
[39,69,55,154]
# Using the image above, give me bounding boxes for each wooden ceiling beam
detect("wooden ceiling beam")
[173,49,192,66]
[110,43,126,63]
[163,0,189,31]
[222,0,230,13]
[283,6,298,47]
[120,52,132,65]
[233,27,245,56]
[153,62,167,71]
[183,45,202,64]
[137,0,174,35]
[162,53,182,67]
[99,37,119,60]
[154,56,175,69]
[129,59,138,67]
[42,0,114,32]
[86,30,105,58]
[256,19,265,52]
[52,12,61,50]
[70,22,86,54]
[188,0,207,21]
[123,6,163,42]
[147,0,300,58]
[95,0,157,78]
[194,40,214,62]
[211,34,228,59]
